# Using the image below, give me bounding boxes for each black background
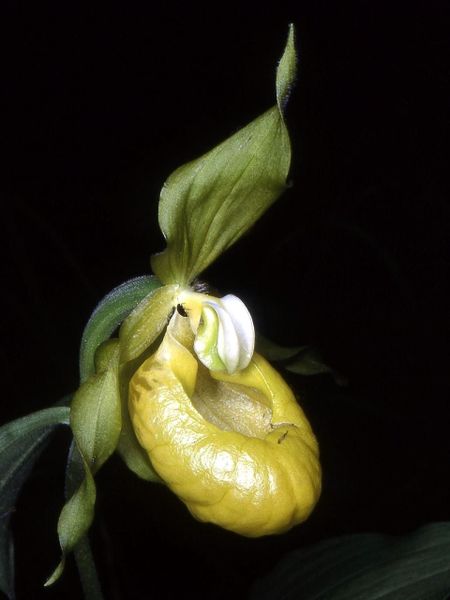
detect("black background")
[1,2,449,599]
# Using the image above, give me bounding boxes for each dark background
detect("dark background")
[1,2,449,599]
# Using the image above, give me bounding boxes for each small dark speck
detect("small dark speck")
[278,431,288,444]
[177,304,188,317]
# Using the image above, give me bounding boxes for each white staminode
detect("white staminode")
[215,294,255,372]
[188,293,255,374]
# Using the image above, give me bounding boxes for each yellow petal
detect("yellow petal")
[129,314,321,537]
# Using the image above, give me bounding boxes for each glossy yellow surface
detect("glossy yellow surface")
[129,315,321,536]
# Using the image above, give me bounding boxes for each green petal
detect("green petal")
[151,25,297,285]
[119,284,178,363]
[79,275,161,383]
[64,443,104,599]
[45,455,96,587]
[48,340,121,585]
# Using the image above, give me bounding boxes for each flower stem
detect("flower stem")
[74,536,104,600]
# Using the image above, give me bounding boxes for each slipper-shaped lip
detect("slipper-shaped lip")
[129,313,321,537]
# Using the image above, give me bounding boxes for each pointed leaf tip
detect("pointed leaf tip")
[44,558,65,587]
[276,24,297,112]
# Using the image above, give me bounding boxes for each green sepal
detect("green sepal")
[119,284,178,363]
[79,275,161,383]
[0,407,70,599]
[151,25,296,286]
[48,340,121,585]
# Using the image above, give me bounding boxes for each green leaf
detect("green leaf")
[255,332,304,361]
[48,340,121,585]
[119,284,178,363]
[151,25,297,285]
[285,346,334,377]
[256,334,342,381]
[79,275,161,383]
[251,522,450,600]
[0,407,70,599]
